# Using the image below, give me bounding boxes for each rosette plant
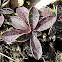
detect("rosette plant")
[0,6,57,60]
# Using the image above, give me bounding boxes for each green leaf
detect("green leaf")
[12,13,18,16]
[52,9,55,14]
[0,31,4,35]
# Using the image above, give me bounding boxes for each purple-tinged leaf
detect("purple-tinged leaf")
[0,8,14,14]
[39,7,54,17]
[1,30,27,44]
[10,16,30,31]
[16,7,29,25]
[32,31,42,37]
[17,33,32,42]
[30,35,42,60]
[35,16,56,31]
[29,6,39,30]
[0,14,4,27]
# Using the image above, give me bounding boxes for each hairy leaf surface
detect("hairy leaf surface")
[1,30,27,44]
[29,6,39,30]
[0,14,4,27]
[10,16,30,31]
[16,7,29,25]
[35,16,56,31]
[39,7,53,17]
[0,8,14,14]
[30,35,42,60]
